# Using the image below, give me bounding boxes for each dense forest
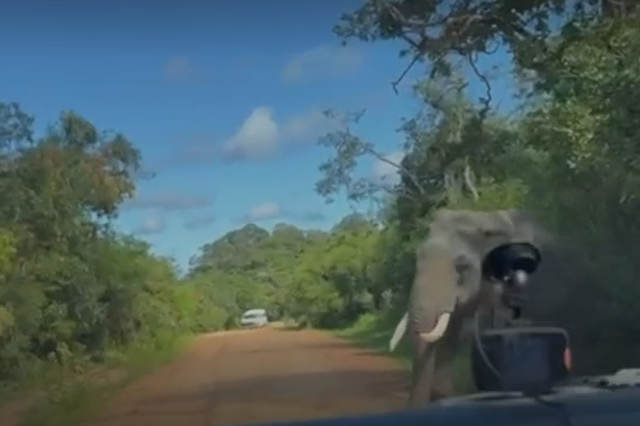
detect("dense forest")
[0,106,233,391]
[0,0,639,396]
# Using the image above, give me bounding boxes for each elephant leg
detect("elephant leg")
[407,335,436,408]
[431,335,457,401]
[431,314,463,401]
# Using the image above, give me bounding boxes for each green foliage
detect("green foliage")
[304,2,640,376]
[336,313,474,393]
[186,216,378,329]
[0,103,231,398]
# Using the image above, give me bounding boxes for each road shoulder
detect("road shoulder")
[335,313,473,393]
[0,335,191,426]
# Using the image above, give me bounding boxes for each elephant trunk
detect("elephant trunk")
[409,246,459,345]
[390,240,460,352]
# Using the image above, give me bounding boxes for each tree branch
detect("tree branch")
[466,52,493,120]
[463,161,479,200]
[360,144,426,196]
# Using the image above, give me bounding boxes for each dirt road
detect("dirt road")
[85,327,408,426]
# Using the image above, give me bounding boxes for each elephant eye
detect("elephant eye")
[482,228,507,239]
[454,255,479,287]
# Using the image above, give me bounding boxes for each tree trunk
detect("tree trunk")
[602,0,638,18]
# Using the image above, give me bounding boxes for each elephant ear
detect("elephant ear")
[431,209,494,238]
[503,209,555,247]
[432,209,512,260]
[424,210,500,279]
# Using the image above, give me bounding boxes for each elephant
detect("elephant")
[389,208,549,407]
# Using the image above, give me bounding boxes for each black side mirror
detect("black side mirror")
[471,326,571,394]
[481,242,541,283]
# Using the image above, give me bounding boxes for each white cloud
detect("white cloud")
[125,191,213,212]
[281,45,362,83]
[135,213,166,235]
[184,213,216,230]
[162,107,335,166]
[239,203,327,224]
[282,110,329,142]
[373,151,405,181]
[222,107,333,161]
[298,211,326,222]
[163,56,191,79]
[246,202,282,221]
[223,107,280,159]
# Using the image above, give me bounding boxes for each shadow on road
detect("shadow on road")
[235,344,354,355]
[95,370,408,422]
[84,327,411,426]
[167,369,404,402]
[235,328,376,355]
[273,323,306,331]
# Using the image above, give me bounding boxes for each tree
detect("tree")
[307,1,640,374]
[0,101,228,383]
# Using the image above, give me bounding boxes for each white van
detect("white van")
[240,308,269,328]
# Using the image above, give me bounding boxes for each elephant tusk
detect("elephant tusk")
[419,312,451,343]
[389,312,409,352]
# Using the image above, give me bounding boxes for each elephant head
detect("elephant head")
[389,209,548,407]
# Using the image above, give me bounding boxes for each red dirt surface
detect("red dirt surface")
[84,327,408,426]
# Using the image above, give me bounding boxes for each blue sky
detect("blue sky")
[1,0,515,269]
